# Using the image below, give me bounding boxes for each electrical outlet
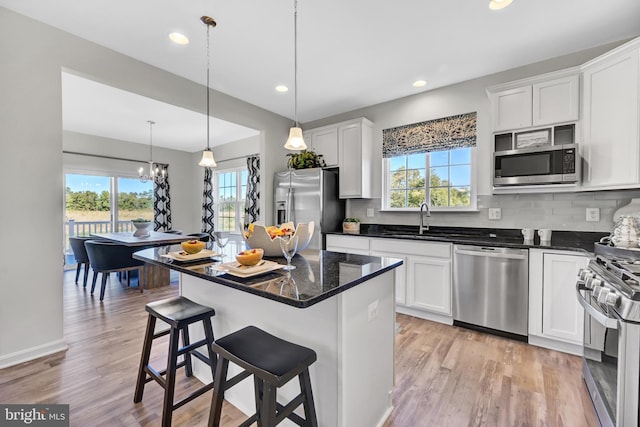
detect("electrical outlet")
[586,207,600,222]
[366,208,374,218]
[488,208,502,220]
[368,300,379,322]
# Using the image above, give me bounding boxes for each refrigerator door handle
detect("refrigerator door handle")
[285,187,295,224]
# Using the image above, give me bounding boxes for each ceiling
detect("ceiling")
[3,0,640,152]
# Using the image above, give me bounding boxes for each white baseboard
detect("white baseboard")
[528,334,582,356]
[396,306,453,325]
[0,339,68,369]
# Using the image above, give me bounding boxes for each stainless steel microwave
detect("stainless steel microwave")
[493,143,579,186]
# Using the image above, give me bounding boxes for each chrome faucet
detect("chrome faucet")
[419,201,431,234]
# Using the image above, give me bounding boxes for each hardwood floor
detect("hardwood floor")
[0,270,599,426]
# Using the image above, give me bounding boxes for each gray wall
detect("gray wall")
[0,7,289,367]
[304,39,638,232]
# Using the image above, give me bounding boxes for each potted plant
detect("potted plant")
[286,150,327,170]
[342,218,361,234]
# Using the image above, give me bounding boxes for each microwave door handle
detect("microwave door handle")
[575,283,619,329]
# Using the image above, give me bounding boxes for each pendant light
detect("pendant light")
[489,0,513,10]
[139,120,166,183]
[284,0,307,151]
[199,16,218,168]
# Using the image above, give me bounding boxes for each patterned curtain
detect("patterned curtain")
[153,165,172,231]
[244,155,260,228]
[201,167,215,241]
[382,112,477,158]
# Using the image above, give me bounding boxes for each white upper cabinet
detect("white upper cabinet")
[303,126,338,166]
[581,40,640,190]
[488,68,580,133]
[491,86,533,131]
[532,75,580,127]
[302,117,374,198]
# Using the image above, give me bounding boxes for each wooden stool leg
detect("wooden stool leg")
[134,315,156,402]
[202,319,217,376]
[299,369,318,427]
[253,377,264,426]
[208,358,229,427]
[162,327,180,427]
[182,326,193,377]
[260,382,277,427]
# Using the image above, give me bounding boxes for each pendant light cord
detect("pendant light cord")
[206,23,211,150]
[148,120,154,163]
[294,0,298,127]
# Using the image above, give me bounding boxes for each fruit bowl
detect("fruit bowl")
[181,239,206,254]
[236,248,264,266]
[243,221,314,257]
[131,219,152,237]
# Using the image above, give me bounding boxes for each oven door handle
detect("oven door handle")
[576,284,619,329]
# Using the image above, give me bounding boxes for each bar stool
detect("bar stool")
[134,296,217,427]
[208,326,318,427]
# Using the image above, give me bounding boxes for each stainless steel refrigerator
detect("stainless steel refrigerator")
[274,168,345,250]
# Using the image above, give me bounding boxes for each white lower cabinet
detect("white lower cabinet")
[528,249,588,355]
[371,238,452,324]
[327,235,453,323]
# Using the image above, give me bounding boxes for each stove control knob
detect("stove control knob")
[605,292,620,307]
[584,277,595,289]
[578,269,595,280]
[597,288,611,304]
[591,278,603,289]
[592,285,604,299]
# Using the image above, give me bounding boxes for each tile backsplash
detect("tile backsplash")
[348,190,640,233]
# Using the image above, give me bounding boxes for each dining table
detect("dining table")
[91,231,196,288]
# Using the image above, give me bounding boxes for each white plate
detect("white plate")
[217,260,284,278]
[161,249,220,261]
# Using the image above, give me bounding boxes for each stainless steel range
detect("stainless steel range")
[576,246,640,427]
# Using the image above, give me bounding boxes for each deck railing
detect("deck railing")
[64,220,136,257]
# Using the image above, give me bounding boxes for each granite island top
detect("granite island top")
[133,247,402,308]
[326,224,610,254]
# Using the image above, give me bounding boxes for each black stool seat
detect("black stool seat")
[147,297,215,329]
[134,296,217,427]
[209,326,318,427]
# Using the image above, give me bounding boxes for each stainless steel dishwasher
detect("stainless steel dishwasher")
[453,245,529,338]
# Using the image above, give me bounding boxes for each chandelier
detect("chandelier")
[139,120,166,183]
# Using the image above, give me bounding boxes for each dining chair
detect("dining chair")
[69,236,92,287]
[84,240,147,301]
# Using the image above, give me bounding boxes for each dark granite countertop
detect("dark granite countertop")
[133,247,402,308]
[325,224,609,254]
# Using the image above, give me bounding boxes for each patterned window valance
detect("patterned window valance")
[382,112,477,158]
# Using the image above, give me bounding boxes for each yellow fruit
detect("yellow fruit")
[181,240,205,254]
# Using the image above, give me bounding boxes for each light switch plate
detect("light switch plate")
[586,208,600,222]
[488,208,502,220]
[366,208,374,218]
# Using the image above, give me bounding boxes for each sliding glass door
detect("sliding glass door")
[64,173,152,265]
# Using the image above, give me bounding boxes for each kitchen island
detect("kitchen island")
[134,247,402,427]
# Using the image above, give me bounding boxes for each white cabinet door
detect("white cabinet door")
[491,86,533,132]
[541,252,588,344]
[338,119,373,199]
[309,127,338,166]
[532,74,580,126]
[406,256,451,316]
[581,47,640,189]
[371,248,407,305]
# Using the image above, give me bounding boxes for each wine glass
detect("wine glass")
[279,234,298,271]
[214,231,230,261]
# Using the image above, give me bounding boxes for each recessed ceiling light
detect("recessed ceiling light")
[413,80,427,88]
[275,85,289,93]
[169,32,189,45]
[489,0,513,10]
